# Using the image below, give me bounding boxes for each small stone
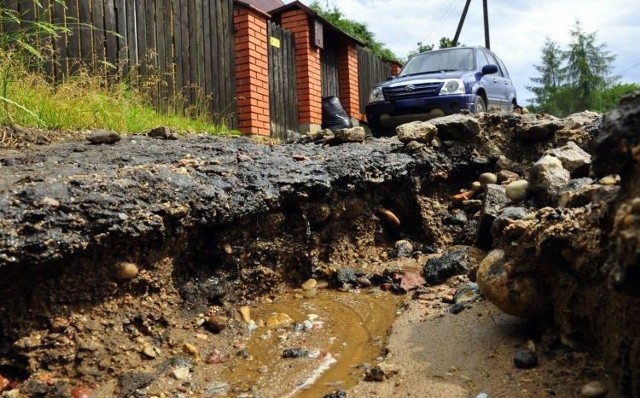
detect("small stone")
[113,261,138,280]
[323,390,347,398]
[393,240,414,258]
[377,208,401,228]
[399,272,426,292]
[182,343,199,358]
[580,380,608,397]
[239,306,251,323]
[599,175,619,186]
[87,129,121,144]
[222,243,233,254]
[205,316,227,334]
[497,170,519,184]
[454,282,481,304]
[449,302,465,314]
[364,362,399,382]
[266,313,294,328]
[513,348,538,369]
[282,348,309,358]
[0,374,10,391]
[505,180,530,202]
[303,290,317,298]
[172,366,190,380]
[70,386,92,398]
[356,276,372,287]
[205,349,228,365]
[479,172,498,186]
[301,278,317,291]
[471,181,483,191]
[441,294,455,303]
[142,344,158,359]
[38,197,60,208]
[147,126,179,140]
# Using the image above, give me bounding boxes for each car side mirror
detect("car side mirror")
[482,64,498,75]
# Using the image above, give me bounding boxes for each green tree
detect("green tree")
[309,1,397,62]
[526,37,564,114]
[564,20,617,112]
[528,20,624,116]
[407,37,459,59]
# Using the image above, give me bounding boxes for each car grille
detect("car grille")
[383,82,442,101]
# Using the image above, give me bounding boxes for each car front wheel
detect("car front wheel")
[474,95,487,113]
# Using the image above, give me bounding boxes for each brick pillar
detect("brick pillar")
[337,41,360,124]
[280,9,322,134]
[234,7,270,136]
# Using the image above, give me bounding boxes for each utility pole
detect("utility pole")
[483,0,490,49]
[453,0,471,46]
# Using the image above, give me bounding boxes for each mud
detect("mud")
[0,96,639,397]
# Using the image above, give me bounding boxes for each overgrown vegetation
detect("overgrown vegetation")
[309,1,398,62]
[407,37,459,59]
[0,2,232,135]
[527,20,640,116]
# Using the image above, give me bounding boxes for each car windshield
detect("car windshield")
[401,48,475,76]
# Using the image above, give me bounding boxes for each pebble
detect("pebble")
[324,390,347,398]
[182,343,199,358]
[266,312,293,327]
[282,348,309,358]
[505,179,530,202]
[301,278,317,291]
[356,276,372,287]
[205,348,228,365]
[0,374,8,391]
[70,386,93,398]
[113,261,139,280]
[87,129,121,144]
[38,197,60,208]
[205,315,227,334]
[222,243,233,254]
[580,380,608,397]
[142,344,158,359]
[393,239,414,258]
[172,366,190,380]
[239,306,251,323]
[479,172,498,186]
[513,348,538,369]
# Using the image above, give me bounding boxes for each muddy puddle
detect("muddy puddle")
[213,289,402,397]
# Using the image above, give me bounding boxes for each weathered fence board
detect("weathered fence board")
[357,46,393,115]
[1,0,236,128]
[321,44,339,98]
[268,21,298,138]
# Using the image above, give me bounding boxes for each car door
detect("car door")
[484,50,512,109]
[476,49,503,109]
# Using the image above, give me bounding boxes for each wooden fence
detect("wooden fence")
[357,46,393,115]
[0,0,237,127]
[267,21,297,139]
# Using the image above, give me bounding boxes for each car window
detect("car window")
[496,57,510,78]
[483,51,503,77]
[401,48,475,75]
[476,50,490,70]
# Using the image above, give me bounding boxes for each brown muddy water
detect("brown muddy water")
[218,289,402,397]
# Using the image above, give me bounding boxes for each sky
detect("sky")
[298,0,640,105]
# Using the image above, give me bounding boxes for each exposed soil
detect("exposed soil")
[1,99,639,397]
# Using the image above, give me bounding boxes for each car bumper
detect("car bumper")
[366,94,477,131]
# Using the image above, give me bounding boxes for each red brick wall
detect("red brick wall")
[280,9,322,129]
[338,42,360,120]
[234,7,270,136]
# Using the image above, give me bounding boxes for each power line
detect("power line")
[619,62,640,74]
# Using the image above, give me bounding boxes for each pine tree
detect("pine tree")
[526,38,564,114]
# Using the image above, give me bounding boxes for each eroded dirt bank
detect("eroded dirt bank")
[0,93,639,397]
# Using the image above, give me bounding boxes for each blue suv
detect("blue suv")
[365,46,517,136]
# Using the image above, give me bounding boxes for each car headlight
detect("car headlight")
[439,79,465,95]
[368,87,385,103]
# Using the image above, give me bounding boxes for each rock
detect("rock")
[70,386,92,398]
[476,184,510,248]
[266,312,293,328]
[399,271,426,292]
[517,116,563,141]
[491,206,527,238]
[444,209,468,226]
[396,121,437,144]
[205,316,227,334]
[356,276,372,287]
[528,155,571,206]
[282,348,309,358]
[142,344,158,359]
[545,141,591,176]
[364,361,399,382]
[392,240,414,258]
[580,380,608,397]
[172,366,190,380]
[423,248,470,285]
[335,268,363,286]
[513,348,538,369]
[453,282,481,304]
[505,180,529,202]
[301,278,317,291]
[497,169,519,184]
[38,197,60,208]
[449,302,465,314]
[239,306,251,323]
[205,348,228,365]
[147,126,179,140]
[334,126,366,143]
[0,374,10,391]
[479,172,498,187]
[323,390,347,398]
[113,261,138,280]
[182,343,199,358]
[430,113,481,140]
[476,249,551,318]
[86,129,120,144]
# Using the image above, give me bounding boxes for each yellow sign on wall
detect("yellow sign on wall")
[269,37,281,48]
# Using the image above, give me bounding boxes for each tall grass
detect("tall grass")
[0,3,235,135]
